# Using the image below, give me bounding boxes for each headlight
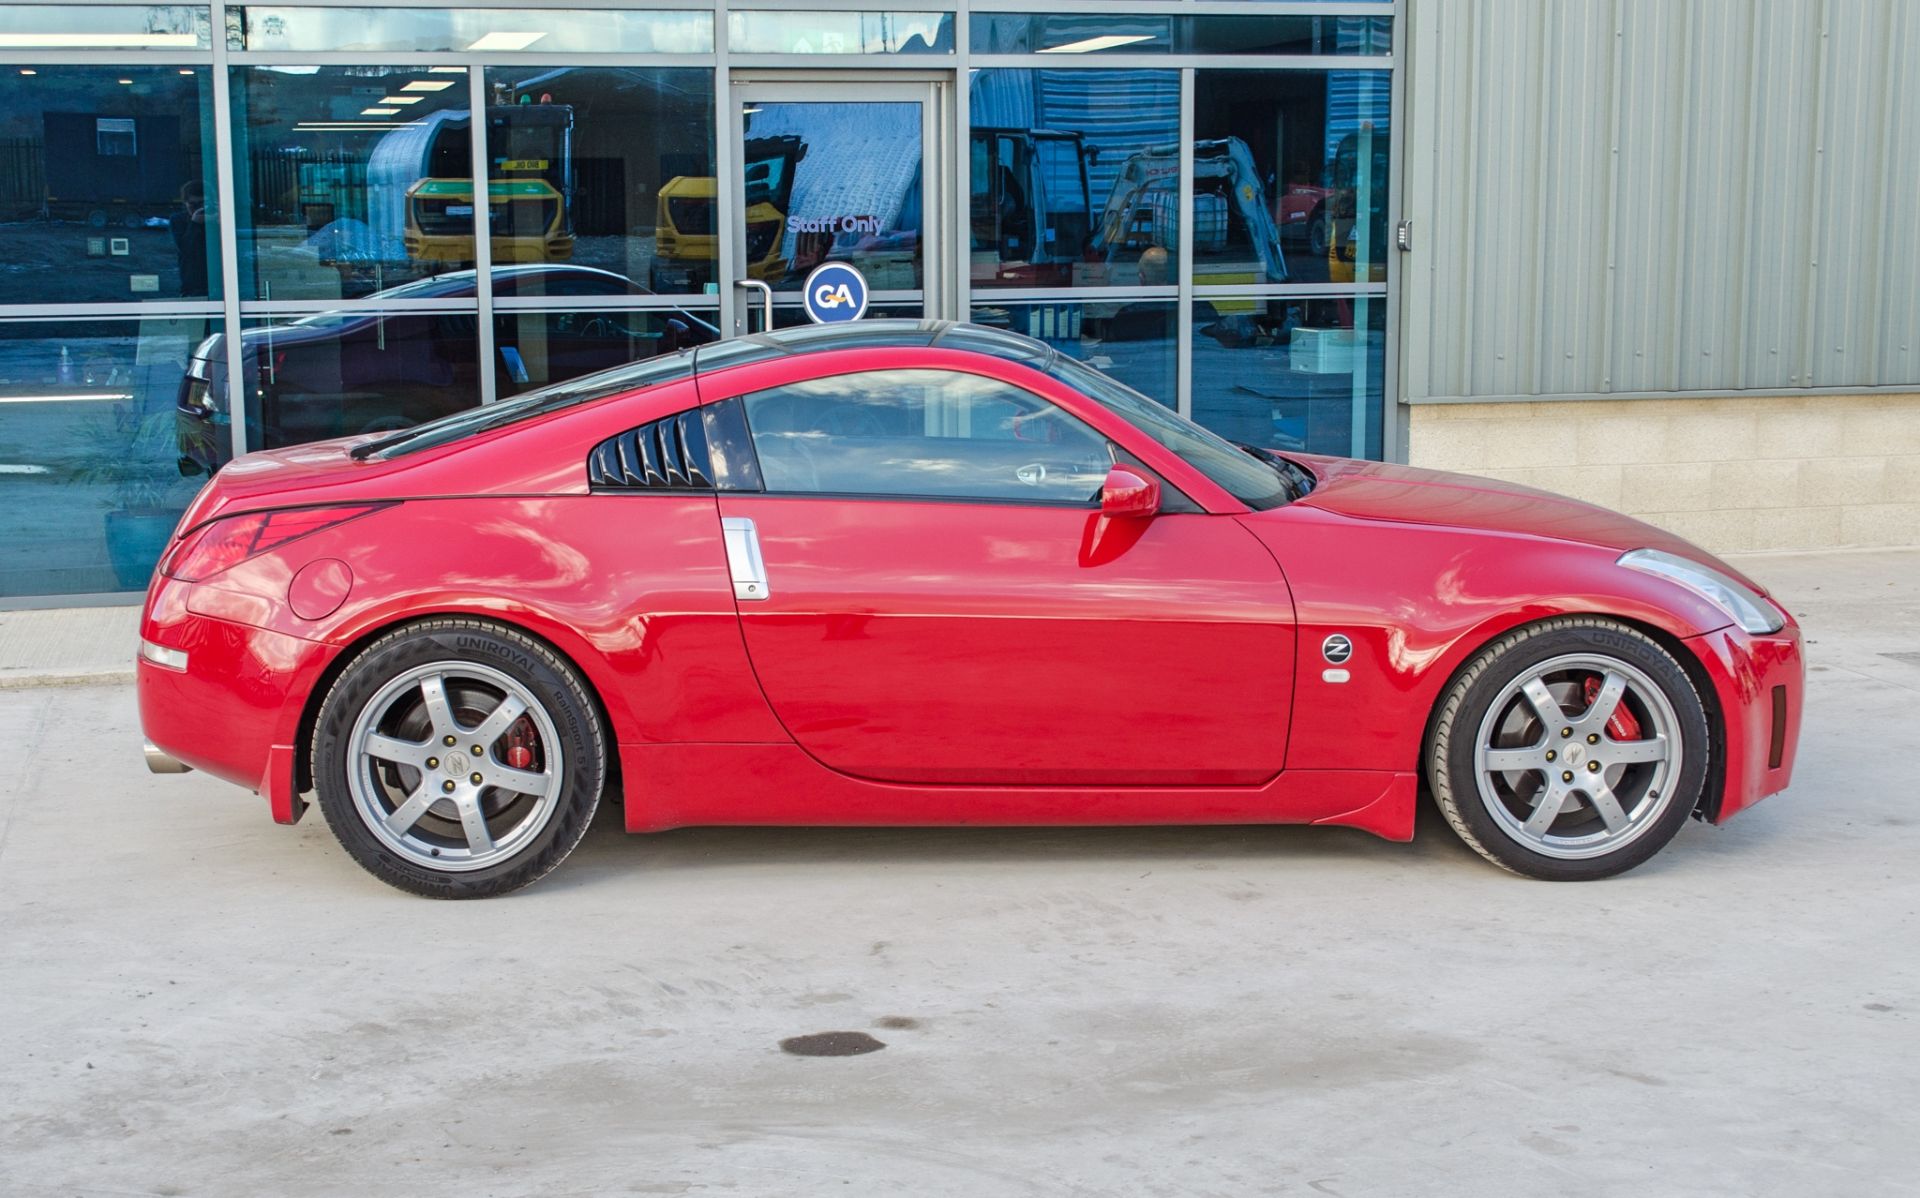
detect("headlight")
[1618,548,1784,634]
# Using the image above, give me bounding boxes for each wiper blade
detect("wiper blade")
[1232,441,1310,501]
[350,430,417,460]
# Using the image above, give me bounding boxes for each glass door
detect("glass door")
[725,78,945,334]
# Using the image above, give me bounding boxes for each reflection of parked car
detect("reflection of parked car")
[176,265,716,475]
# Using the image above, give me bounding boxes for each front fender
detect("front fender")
[1239,507,1734,773]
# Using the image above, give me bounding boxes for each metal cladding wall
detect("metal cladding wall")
[1398,0,1920,403]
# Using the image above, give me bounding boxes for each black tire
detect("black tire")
[1426,616,1711,881]
[312,618,606,898]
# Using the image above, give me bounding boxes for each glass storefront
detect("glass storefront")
[0,0,1394,601]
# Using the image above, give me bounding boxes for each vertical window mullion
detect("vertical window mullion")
[465,63,497,405]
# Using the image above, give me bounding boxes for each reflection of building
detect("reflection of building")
[0,0,1915,601]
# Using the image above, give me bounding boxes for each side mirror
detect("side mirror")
[1100,465,1160,520]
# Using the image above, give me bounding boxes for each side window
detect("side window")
[740,369,1114,504]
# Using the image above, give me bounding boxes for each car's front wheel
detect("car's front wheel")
[312,618,605,898]
[1427,616,1710,880]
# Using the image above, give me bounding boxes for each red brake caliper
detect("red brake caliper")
[503,718,536,770]
[1583,676,1642,741]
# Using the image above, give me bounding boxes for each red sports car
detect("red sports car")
[138,322,1804,898]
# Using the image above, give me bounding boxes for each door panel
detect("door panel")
[718,494,1295,786]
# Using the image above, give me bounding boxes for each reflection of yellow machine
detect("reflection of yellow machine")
[403,104,575,263]
[1326,127,1387,284]
[406,178,573,263]
[652,135,804,291]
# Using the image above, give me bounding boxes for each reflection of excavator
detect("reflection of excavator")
[404,105,576,263]
[970,127,1091,287]
[1092,138,1288,285]
[651,135,806,291]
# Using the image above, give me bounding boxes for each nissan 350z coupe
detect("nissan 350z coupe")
[138,321,1804,898]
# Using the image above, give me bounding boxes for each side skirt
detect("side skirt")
[618,742,1417,841]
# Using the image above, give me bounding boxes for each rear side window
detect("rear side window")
[740,369,1114,505]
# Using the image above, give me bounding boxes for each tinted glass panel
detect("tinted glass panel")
[237,308,481,453]
[0,317,213,596]
[970,14,1390,56]
[483,68,716,297]
[231,66,477,301]
[235,7,712,53]
[494,306,716,396]
[971,299,1175,408]
[0,67,221,302]
[0,6,211,50]
[742,368,1112,503]
[727,12,952,55]
[371,346,696,459]
[1194,69,1390,286]
[739,101,923,293]
[1191,294,1384,458]
[969,69,1179,288]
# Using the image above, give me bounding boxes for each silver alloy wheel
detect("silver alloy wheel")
[345,661,565,873]
[1472,653,1683,860]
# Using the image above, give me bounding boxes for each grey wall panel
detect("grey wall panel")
[1401,0,1920,401]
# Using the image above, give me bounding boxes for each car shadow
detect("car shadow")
[532,794,1489,895]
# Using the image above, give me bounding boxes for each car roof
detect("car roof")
[691,320,1056,378]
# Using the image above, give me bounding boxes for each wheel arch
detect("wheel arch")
[1417,611,1728,820]
[293,611,620,802]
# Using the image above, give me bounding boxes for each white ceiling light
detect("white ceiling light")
[428,66,468,73]
[295,120,425,130]
[0,32,198,48]
[1037,34,1155,53]
[0,392,132,404]
[465,31,547,51]
[360,107,401,115]
[378,95,423,104]
[402,80,456,92]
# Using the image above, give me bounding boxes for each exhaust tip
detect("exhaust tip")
[144,741,191,774]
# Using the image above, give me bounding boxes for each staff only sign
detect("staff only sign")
[803,262,870,324]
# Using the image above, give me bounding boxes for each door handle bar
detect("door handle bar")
[734,279,774,333]
[721,516,770,601]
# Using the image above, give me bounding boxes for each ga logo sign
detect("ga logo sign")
[802,262,869,324]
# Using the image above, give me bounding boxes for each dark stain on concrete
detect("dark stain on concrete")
[780,1031,886,1057]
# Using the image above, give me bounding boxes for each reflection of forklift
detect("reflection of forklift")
[1093,138,1288,285]
[969,127,1091,287]
[404,105,575,263]
[651,135,806,291]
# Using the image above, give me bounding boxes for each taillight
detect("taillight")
[162,504,390,581]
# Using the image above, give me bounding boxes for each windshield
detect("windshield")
[1043,355,1303,509]
[356,348,696,459]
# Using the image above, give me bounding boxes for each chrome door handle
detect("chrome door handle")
[734,279,774,333]
[721,516,770,601]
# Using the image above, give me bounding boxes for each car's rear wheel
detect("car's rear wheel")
[312,618,605,898]
[1427,617,1710,880]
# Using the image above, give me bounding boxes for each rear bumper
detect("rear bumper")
[1690,621,1805,823]
[137,575,337,824]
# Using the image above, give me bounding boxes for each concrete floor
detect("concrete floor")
[1,550,1915,1197]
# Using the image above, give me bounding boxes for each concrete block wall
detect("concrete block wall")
[1405,393,1920,553]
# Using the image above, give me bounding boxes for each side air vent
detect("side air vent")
[588,409,713,490]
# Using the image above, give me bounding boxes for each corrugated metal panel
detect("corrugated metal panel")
[1400,0,1920,401]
